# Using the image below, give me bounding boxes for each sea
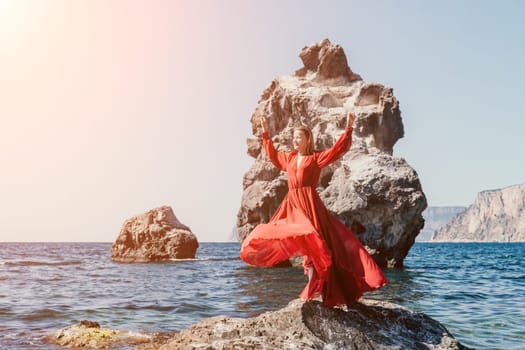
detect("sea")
[0,242,524,350]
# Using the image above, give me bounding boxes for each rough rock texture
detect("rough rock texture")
[237,38,427,268]
[158,298,470,350]
[111,206,198,262]
[431,184,525,242]
[417,207,466,242]
[45,320,164,349]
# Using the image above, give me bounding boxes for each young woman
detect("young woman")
[240,112,387,307]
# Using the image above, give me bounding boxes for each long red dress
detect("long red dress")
[240,126,388,307]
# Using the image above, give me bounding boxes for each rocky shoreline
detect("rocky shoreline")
[47,299,470,350]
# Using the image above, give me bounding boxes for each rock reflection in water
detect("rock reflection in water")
[367,267,426,306]
[234,264,426,317]
[235,265,307,317]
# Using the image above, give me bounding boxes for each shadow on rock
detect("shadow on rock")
[301,299,472,350]
[154,298,471,350]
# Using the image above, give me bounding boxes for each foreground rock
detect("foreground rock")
[111,206,199,262]
[45,320,167,349]
[158,298,469,350]
[417,207,466,242]
[237,38,427,267]
[431,183,525,242]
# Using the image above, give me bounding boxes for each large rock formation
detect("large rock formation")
[237,39,427,267]
[111,206,199,262]
[47,301,470,350]
[158,298,469,350]
[431,184,525,242]
[417,207,466,242]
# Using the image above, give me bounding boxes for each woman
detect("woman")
[240,112,387,307]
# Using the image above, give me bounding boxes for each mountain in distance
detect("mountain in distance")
[431,183,525,242]
[416,206,466,242]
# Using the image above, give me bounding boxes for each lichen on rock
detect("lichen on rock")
[47,320,155,349]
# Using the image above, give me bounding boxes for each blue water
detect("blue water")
[0,242,524,350]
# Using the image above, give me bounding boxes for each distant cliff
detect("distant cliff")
[417,207,466,242]
[431,184,525,242]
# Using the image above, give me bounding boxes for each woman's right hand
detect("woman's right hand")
[259,117,268,133]
[346,111,356,128]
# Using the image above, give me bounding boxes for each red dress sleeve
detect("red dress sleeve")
[262,131,289,171]
[315,127,353,168]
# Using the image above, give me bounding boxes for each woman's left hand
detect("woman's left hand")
[346,111,356,128]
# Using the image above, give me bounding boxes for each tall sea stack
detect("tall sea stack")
[237,39,427,268]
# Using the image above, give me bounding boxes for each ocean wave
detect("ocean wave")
[443,291,488,301]
[168,257,240,262]
[207,257,241,262]
[2,260,82,267]
[20,308,63,321]
[177,302,212,313]
[122,303,177,312]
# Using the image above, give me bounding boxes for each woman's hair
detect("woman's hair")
[294,125,315,155]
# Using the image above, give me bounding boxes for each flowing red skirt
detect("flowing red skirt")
[240,187,387,307]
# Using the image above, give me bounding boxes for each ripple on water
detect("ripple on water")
[442,291,489,301]
[19,308,64,321]
[3,260,82,267]
[121,303,178,312]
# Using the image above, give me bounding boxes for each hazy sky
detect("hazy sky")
[1,0,524,242]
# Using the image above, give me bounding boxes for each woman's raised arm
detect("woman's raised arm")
[259,117,288,171]
[315,112,355,168]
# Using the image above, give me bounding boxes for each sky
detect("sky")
[1,0,524,242]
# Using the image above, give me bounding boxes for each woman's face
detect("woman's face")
[293,130,308,154]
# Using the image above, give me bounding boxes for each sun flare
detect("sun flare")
[0,0,41,50]
[0,0,29,26]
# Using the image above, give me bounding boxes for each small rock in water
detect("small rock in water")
[46,320,163,349]
[79,320,100,328]
[111,205,199,263]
